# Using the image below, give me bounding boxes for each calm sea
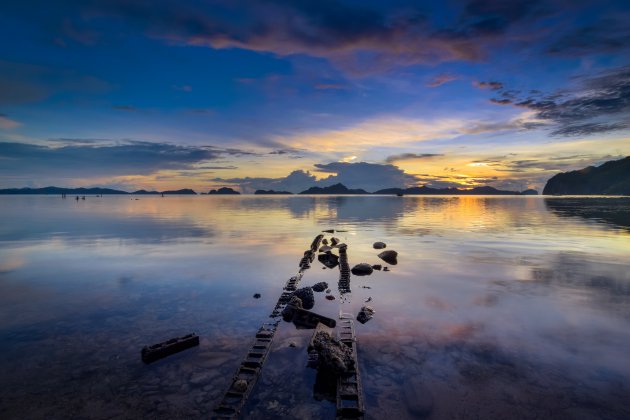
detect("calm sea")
[1,195,629,419]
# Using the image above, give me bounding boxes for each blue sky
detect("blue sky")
[1,0,629,192]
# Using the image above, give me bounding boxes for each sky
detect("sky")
[1,0,629,193]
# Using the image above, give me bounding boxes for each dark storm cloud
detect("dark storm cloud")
[0,141,250,177]
[16,0,566,75]
[385,153,443,163]
[489,65,630,136]
[215,161,420,193]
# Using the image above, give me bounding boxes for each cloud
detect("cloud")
[0,114,21,129]
[547,16,630,57]
[64,0,558,75]
[0,60,110,105]
[427,74,459,87]
[0,140,251,178]
[215,161,420,193]
[385,153,443,163]
[492,65,630,136]
[475,81,504,90]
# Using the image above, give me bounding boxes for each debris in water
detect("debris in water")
[356,306,375,324]
[253,293,261,299]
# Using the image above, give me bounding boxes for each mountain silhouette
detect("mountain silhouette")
[543,156,630,195]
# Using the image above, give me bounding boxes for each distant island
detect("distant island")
[299,183,369,194]
[255,189,293,195]
[0,187,197,195]
[0,184,540,196]
[208,187,240,195]
[372,185,537,195]
[543,156,630,195]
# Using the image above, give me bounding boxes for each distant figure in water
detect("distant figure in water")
[161,193,164,197]
[75,196,79,201]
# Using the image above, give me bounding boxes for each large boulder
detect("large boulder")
[351,263,373,276]
[373,241,386,249]
[293,287,315,310]
[378,250,398,265]
[309,330,354,374]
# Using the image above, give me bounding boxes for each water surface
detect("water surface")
[1,195,629,419]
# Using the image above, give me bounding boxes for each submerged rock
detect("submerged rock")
[312,282,328,292]
[318,252,339,269]
[321,238,329,245]
[351,263,373,276]
[309,330,354,374]
[325,295,335,300]
[319,245,332,253]
[356,306,375,324]
[378,250,398,265]
[253,293,261,299]
[282,296,303,321]
[372,264,382,270]
[330,237,340,246]
[293,287,315,310]
[373,241,386,249]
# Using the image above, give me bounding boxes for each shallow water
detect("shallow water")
[1,195,629,419]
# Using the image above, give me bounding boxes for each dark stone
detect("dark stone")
[292,287,315,310]
[356,306,375,324]
[378,250,398,265]
[372,264,382,270]
[319,245,332,252]
[325,295,335,300]
[351,263,373,276]
[282,296,302,321]
[253,293,261,299]
[330,237,340,246]
[322,238,329,245]
[308,330,354,374]
[383,266,390,271]
[373,241,386,249]
[318,252,339,269]
[312,282,328,292]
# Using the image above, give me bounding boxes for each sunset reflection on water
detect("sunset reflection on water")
[0,195,629,419]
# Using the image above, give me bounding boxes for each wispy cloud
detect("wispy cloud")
[488,65,630,136]
[427,74,459,87]
[385,153,443,163]
[0,114,21,129]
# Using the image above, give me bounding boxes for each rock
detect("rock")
[319,245,332,252]
[330,237,340,246]
[309,330,354,374]
[318,252,339,269]
[282,296,303,321]
[321,238,329,245]
[351,263,373,276]
[383,267,390,272]
[373,241,386,249]
[322,229,335,233]
[356,306,375,324]
[312,282,328,292]
[232,379,248,393]
[289,342,297,348]
[336,243,347,249]
[325,295,335,301]
[378,250,398,265]
[253,293,261,299]
[372,264,382,270]
[292,287,315,310]
[325,289,331,293]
